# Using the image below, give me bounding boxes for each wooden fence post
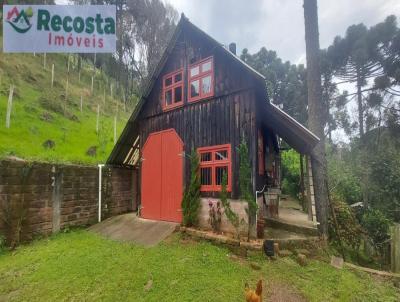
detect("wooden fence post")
[43,53,46,69]
[391,224,400,273]
[96,104,100,134]
[80,95,83,112]
[123,90,126,112]
[5,84,14,128]
[114,115,117,144]
[51,64,54,88]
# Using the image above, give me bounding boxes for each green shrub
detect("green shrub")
[281,149,301,198]
[329,198,365,249]
[361,209,391,253]
[0,234,6,254]
[220,172,240,239]
[181,150,201,227]
[238,139,257,240]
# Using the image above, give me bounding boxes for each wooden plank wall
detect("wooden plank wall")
[139,89,256,199]
[136,24,260,199]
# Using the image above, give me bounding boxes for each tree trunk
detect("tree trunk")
[303,0,329,236]
[356,68,364,138]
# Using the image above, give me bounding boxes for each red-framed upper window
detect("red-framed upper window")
[188,56,214,102]
[163,68,184,110]
[198,144,231,192]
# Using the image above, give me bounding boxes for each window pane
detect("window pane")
[202,60,212,72]
[165,77,172,87]
[200,167,212,185]
[174,86,182,103]
[174,73,182,82]
[190,80,200,98]
[200,152,211,162]
[202,75,212,94]
[190,65,199,77]
[215,166,228,186]
[215,150,228,161]
[165,90,172,106]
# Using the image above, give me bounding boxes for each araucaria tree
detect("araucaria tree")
[238,139,257,241]
[181,150,201,227]
[303,0,329,236]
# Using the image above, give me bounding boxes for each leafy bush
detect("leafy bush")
[361,209,391,253]
[238,139,257,240]
[329,198,365,249]
[0,234,6,254]
[220,172,240,239]
[181,150,201,227]
[281,149,301,198]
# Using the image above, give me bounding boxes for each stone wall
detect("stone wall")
[0,159,136,246]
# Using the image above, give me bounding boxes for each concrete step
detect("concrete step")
[264,217,319,237]
[264,227,319,250]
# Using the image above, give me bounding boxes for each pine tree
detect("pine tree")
[181,150,201,227]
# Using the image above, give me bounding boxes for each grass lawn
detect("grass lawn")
[0,230,399,302]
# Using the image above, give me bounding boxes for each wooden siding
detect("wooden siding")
[136,23,261,199]
[139,90,256,199]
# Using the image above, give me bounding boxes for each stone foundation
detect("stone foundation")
[198,197,250,236]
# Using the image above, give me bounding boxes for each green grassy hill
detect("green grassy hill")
[0,38,134,165]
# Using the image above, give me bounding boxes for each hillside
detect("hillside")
[0,38,134,165]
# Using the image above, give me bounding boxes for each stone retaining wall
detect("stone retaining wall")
[0,159,136,246]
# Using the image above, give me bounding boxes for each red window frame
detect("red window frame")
[162,68,184,111]
[188,56,214,102]
[198,144,231,192]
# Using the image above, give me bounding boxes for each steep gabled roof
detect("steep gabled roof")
[107,14,267,165]
[107,14,320,165]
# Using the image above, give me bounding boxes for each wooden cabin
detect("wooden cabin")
[108,15,319,233]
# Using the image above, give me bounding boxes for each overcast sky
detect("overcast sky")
[166,0,400,65]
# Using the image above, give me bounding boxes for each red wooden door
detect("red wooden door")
[141,129,183,223]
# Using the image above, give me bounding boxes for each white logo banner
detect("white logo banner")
[3,5,116,53]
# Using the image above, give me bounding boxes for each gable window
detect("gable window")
[198,144,231,192]
[189,57,214,102]
[163,69,184,110]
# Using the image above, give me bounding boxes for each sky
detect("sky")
[166,0,400,65]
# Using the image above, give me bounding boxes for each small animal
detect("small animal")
[245,279,262,302]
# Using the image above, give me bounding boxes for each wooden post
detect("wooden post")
[80,95,83,112]
[103,88,106,106]
[123,90,126,112]
[65,78,69,99]
[114,115,117,144]
[392,224,400,273]
[67,55,70,73]
[51,64,55,88]
[91,76,94,95]
[305,155,317,222]
[299,154,305,210]
[43,53,46,69]
[96,104,100,134]
[5,85,14,128]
